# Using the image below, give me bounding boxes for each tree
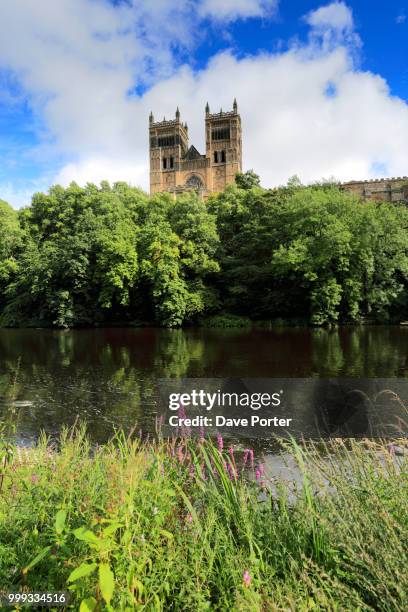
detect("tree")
[235,170,261,190]
[138,192,219,326]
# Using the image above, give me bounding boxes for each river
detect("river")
[0,326,407,444]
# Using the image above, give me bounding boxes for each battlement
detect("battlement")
[341,175,408,203]
[343,176,408,185]
[150,119,178,128]
[207,110,237,119]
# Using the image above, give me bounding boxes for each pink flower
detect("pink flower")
[186,513,193,523]
[217,432,224,452]
[243,570,251,588]
[249,449,254,468]
[255,469,261,481]
[243,449,250,467]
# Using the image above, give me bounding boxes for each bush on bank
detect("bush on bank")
[1,181,408,328]
[0,429,406,610]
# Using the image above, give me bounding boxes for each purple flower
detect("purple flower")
[243,570,251,588]
[178,403,191,437]
[217,432,224,452]
[243,449,250,467]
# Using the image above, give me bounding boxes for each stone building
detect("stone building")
[149,100,242,197]
[341,176,408,203]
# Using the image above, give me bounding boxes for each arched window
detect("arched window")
[214,151,218,163]
[221,150,226,163]
[185,174,204,190]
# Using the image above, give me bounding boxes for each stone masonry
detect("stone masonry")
[149,100,242,197]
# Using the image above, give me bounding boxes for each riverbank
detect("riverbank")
[0,429,406,610]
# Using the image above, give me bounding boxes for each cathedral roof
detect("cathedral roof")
[183,145,204,160]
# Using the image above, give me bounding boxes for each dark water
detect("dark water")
[1,326,408,444]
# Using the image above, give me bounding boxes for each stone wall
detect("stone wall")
[341,177,408,203]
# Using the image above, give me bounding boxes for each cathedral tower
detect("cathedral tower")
[149,108,189,195]
[205,98,242,192]
[148,100,242,197]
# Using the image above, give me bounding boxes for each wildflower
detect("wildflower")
[249,449,254,468]
[31,474,39,484]
[255,469,261,481]
[186,513,193,524]
[178,403,191,437]
[227,462,237,481]
[217,432,224,452]
[243,448,250,467]
[243,570,251,588]
[228,446,236,467]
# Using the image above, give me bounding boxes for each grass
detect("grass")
[0,427,407,611]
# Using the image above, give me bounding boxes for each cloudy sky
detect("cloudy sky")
[1,0,408,208]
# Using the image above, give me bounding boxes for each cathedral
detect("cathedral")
[149,100,408,204]
[149,100,242,197]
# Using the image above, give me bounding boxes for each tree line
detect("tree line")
[1,175,408,328]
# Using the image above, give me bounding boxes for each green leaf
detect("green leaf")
[73,527,101,546]
[22,546,52,574]
[99,562,115,605]
[159,529,174,540]
[102,523,123,538]
[79,597,97,612]
[55,509,67,535]
[67,562,97,583]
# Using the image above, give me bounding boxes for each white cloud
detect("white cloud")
[0,180,50,209]
[199,0,278,21]
[304,2,360,53]
[306,1,354,31]
[1,1,408,208]
[54,156,147,190]
[396,14,406,24]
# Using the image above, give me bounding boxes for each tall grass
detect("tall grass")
[0,427,406,610]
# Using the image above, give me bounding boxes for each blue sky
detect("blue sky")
[1,0,408,207]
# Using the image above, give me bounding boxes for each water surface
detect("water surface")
[1,326,407,443]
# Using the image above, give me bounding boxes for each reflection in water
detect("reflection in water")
[0,326,407,443]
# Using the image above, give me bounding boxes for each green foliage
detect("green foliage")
[201,313,252,327]
[0,200,24,309]
[210,183,408,325]
[0,430,406,610]
[1,181,408,327]
[235,169,261,189]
